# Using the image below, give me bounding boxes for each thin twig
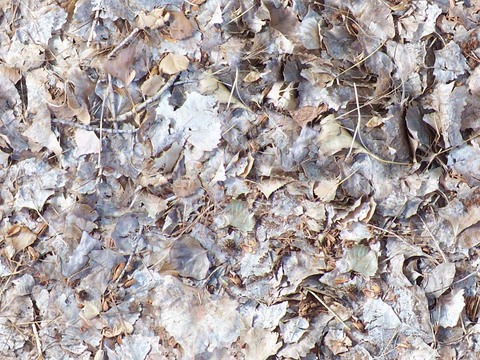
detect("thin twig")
[306,288,351,331]
[52,73,180,133]
[114,226,143,286]
[347,82,361,159]
[115,73,180,122]
[51,119,137,133]
[31,323,42,356]
[108,28,140,60]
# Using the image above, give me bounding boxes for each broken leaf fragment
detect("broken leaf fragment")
[216,200,255,233]
[344,245,378,278]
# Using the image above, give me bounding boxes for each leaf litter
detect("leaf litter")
[1,0,480,359]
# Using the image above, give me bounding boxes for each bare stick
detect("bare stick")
[108,28,140,60]
[115,73,180,122]
[52,73,180,132]
[51,119,137,133]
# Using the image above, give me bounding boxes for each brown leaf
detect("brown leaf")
[290,105,327,127]
[159,53,189,75]
[168,11,195,40]
[6,225,37,253]
[103,45,136,85]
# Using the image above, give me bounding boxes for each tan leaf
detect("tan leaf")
[6,225,37,253]
[168,11,195,40]
[140,74,165,97]
[159,53,189,75]
[103,45,136,85]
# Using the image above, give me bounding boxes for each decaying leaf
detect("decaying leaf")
[216,200,255,233]
[243,328,282,360]
[166,235,210,280]
[344,245,378,278]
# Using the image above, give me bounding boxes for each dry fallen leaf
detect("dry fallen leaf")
[5,225,37,253]
[159,53,189,75]
[344,245,378,278]
[168,11,196,40]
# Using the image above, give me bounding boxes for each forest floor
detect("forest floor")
[1,0,480,359]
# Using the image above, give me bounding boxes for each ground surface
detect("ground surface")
[1,0,480,359]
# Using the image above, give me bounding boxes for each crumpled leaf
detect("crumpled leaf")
[344,245,378,278]
[135,8,169,30]
[5,225,36,255]
[423,82,466,148]
[18,4,67,45]
[433,42,468,83]
[324,329,352,355]
[278,314,333,358]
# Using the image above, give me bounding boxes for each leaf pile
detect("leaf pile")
[1,0,480,358]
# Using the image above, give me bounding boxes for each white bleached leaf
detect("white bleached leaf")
[158,92,220,159]
[280,317,309,344]
[362,298,401,330]
[151,275,242,357]
[14,159,66,211]
[244,328,282,360]
[74,129,101,157]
